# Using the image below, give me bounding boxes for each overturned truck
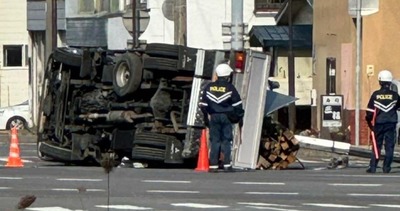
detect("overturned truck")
[37,43,223,165]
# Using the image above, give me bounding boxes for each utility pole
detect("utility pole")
[131,0,137,48]
[45,0,57,60]
[231,0,244,51]
[174,0,187,45]
[40,0,57,126]
[288,0,296,132]
[355,0,361,146]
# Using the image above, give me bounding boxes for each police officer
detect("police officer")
[199,63,243,172]
[365,69,400,173]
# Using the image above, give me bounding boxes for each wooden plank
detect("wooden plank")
[280,141,289,151]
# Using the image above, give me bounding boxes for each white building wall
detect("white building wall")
[0,0,30,107]
[187,0,276,50]
[140,0,276,50]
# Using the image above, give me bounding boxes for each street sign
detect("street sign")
[321,95,343,127]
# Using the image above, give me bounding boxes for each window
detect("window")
[79,0,126,14]
[79,0,95,13]
[109,0,121,13]
[254,0,285,13]
[3,45,23,67]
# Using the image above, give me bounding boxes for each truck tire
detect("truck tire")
[52,48,82,67]
[132,146,165,161]
[143,57,178,72]
[133,131,169,147]
[145,43,180,58]
[113,52,143,97]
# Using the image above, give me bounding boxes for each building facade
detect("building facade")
[0,0,30,107]
[313,0,400,144]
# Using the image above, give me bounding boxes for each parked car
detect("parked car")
[0,100,33,130]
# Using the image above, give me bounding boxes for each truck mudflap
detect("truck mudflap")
[38,141,83,162]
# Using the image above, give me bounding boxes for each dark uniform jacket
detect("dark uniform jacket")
[366,86,400,125]
[199,78,243,121]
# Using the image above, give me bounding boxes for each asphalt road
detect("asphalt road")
[1,133,400,211]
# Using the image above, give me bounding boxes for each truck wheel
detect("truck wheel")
[52,48,82,67]
[133,131,168,147]
[143,57,178,72]
[145,43,180,58]
[113,52,143,97]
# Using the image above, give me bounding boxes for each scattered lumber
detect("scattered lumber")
[256,118,300,170]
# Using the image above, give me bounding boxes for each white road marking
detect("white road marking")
[147,190,199,193]
[348,193,400,197]
[27,207,82,211]
[19,143,37,146]
[0,187,11,189]
[51,188,105,192]
[328,183,382,187]
[171,203,228,208]
[0,176,23,180]
[297,159,325,163]
[245,206,306,211]
[234,182,285,185]
[0,157,32,163]
[313,167,327,171]
[238,202,296,207]
[245,192,299,195]
[321,174,400,178]
[141,180,191,183]
[57,178,102,182]
[370,204,400,208]
[303,203,368,208]
[96,205,152,210]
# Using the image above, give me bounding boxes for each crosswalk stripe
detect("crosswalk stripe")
[57,178,102,182]
[0,157,33,163]
[0,177,23,180]
[303,203,368,208]
[245,192,298,195]
[328,183,382,187]
[95,205,152,210]
[26,207,78,211]
[0,187,11,189]
[142,180,191,183]
[370,204,400,208]
[171,203,228,208]
[147,190,199,193]
[51,188,105,192]
[348,193,400,197]
[234,182,285,185]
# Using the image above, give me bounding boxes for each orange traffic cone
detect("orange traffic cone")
[6,127,23,167]
[195,129,209,172]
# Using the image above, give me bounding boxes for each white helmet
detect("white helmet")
[215,64,233,77]
[378,70,393,82]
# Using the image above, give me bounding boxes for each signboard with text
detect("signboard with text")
[321,95,343,127]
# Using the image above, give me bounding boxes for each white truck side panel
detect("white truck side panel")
[233,50,271,169]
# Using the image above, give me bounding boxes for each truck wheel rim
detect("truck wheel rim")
[116,62,130,87]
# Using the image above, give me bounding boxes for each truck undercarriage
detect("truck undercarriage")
[37,44,216,165]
